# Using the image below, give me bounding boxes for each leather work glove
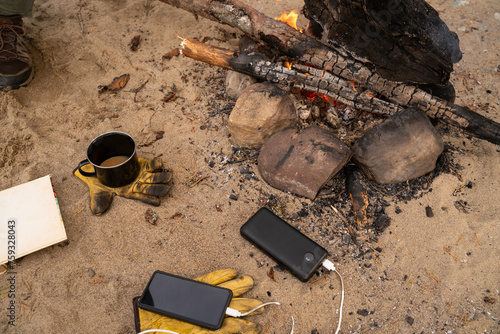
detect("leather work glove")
[74,157,173,215]
[135,269,272,334]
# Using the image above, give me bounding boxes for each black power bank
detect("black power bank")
[138,271,233,330]
[240,207,328,281]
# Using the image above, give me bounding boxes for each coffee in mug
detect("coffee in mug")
[77,132,140,187]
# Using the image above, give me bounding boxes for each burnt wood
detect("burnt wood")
[303,0,462,85]
[180,37,401,115]
[160,0,500,145]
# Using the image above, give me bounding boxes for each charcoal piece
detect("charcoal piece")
[425,206,434,217]
[373,214,391,232]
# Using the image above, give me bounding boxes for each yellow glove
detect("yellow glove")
[74,157,173,215]
[137,269,271,334]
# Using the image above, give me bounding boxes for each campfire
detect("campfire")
[161,0,499,145]
[160,0,500,231]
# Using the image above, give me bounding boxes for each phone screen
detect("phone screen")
[138,271,233,330]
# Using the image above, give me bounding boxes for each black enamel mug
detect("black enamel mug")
[78,132,140,187]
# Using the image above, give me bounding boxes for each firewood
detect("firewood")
[179,37,401,115]
[303,0,462,85]
[161,0,500,145]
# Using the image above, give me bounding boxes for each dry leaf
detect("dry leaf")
[129,34,142,52]
[170,212,183,219]
[98,74,130,94]
[162,48,180,60]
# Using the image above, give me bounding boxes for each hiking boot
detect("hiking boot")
[0,15,33,91]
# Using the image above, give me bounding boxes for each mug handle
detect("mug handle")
[78,159,97,177]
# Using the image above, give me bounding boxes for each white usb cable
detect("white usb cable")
[137,302,280,334]
[225,301,280,317]
[322,259,344,334]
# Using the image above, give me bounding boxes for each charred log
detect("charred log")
[180,37,401,115]
[303,0,462,85]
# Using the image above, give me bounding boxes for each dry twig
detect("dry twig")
[474,234,482,247]
[404,274,415,285]
[426,269,440,283]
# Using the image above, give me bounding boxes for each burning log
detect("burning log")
[180,37,400,115]
[160,0,500,145]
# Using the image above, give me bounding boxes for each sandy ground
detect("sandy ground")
[0,0,499,333]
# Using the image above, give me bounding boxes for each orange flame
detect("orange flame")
[275,10,299,30]
[350,81,358,92]
[285,61,292,69]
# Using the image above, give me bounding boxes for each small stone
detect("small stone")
[225,71,257,100]
[495,13,500,21]
[352,107,444,184]
[453,0,469,6]
[228,82,297,148]
[405,316,414,326]
[258,126,352,199]
[298,106,311,120]
[88,268,95,278]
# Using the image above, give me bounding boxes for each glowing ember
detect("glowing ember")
[285,61,292,69]
[301,90,330,104]
[275,10,300,30]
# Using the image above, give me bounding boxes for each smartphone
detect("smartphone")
[240,207,328,281]
[137,270,233,330]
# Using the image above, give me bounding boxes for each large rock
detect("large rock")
[228,82,297,149]
[258,126,352,199]
[352,107,444,184]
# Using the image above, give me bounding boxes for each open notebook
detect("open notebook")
[0,175,67,264]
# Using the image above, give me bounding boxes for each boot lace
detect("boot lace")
[0,21,25,60]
